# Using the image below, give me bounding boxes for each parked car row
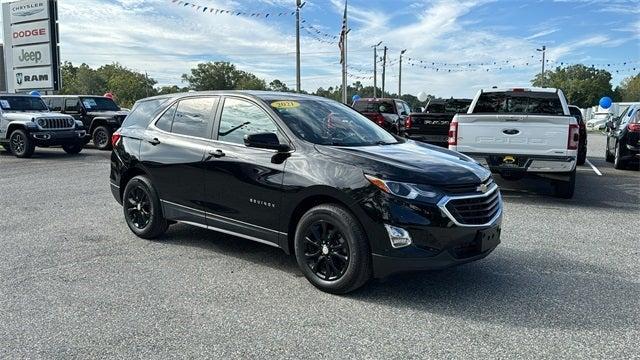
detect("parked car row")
[0,94,129,158]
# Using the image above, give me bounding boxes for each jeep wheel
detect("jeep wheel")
[93,126,112,151]
[294,204,371,294]
[62,143,83,155]
[123,175,169,239]
[9,129,35,158]
[553,170,576,199]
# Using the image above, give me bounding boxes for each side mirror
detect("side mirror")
[244,132,290,152]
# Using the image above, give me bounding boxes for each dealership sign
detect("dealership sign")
[2,0,59,92]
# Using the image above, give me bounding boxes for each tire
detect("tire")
[9,129,35,158]
[122,175,168,239]
[62,143,83,154]
[577,146,586,166]
[613,143,627,170]
[93,126,112,151]
[553,170,576,199]
[605,146,614,162]
[294,204,371,294]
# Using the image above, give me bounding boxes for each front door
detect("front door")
[202,96,289,245]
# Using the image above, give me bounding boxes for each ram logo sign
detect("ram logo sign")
[13,66,52,90]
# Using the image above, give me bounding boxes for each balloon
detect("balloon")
[103,92,114,99]
[417,92,428,102]
[599,96,612,109]
[352,94,361,102]
[29,90,41,96]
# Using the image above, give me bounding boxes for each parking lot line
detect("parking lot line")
[585,159,603,176]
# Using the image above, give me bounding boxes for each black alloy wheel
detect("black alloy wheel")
[122,175,169,239]
[93,126,112,150]
[303,220,351,281]
[10,129,35,158]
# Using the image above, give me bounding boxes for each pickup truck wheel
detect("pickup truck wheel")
[9,129,35,158]
[294,204,371,294]
[122,175,168,239]
[554,170,576,199]
[93,126,112,151]
[62,143,83,154]
[613,143,627,170]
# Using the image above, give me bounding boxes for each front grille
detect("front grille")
[39,118,73,129]
[442,178,494,195]
[445,188,501,225]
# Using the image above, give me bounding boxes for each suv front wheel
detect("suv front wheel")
[294,204,371,294]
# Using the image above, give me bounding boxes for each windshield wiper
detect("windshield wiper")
[375,141,396,145]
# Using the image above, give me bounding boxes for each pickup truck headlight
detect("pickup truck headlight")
[365,174,441,200]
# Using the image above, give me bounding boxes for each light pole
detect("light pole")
[372,41,382,98]
[398,49,406,96]
[537,45,546,87]
[381,46,387,97]
[295,1,305,93]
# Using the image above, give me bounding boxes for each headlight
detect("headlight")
[37,119,45,127]
[364,174,440,200]
[67,118,74,126]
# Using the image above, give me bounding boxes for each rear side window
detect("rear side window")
[122,99,166,129]
[353,101,395,114]
[171,97,217,137]
[473,92,564,115]
[155,103,177,132]
[50,98,63,111]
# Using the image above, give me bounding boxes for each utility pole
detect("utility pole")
[398,49,406,96]
[295,1,305,93]
[381,46,387,97]
[537,45,546,87]
[372,41,382,98]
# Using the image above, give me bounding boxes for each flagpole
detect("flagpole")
[341,1,348,104]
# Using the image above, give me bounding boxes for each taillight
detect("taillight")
[628,123,640,132]
[111,132,122,147]
[567,124,579,150]
[405,115,413,129]
[448,118,458,146]
[373,113,385,127]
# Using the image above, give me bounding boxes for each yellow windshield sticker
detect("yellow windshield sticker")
[271,101,300,109]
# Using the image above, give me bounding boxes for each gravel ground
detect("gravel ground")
[0,134,638,359]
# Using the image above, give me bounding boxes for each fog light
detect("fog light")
[384,224,412,248]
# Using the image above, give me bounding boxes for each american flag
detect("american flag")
[338,0,347,64]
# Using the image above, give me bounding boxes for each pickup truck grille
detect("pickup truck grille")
[444,188,501,225]
[39,117,74,130]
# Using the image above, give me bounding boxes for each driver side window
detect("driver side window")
[218,98,282,145]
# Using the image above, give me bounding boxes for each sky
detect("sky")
[4,0,640,97]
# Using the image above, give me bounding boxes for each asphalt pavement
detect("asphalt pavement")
[0,133,638,359]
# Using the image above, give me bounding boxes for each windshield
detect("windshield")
[270,99,399,146]
[0,96,48,111]
[353,100,395,114]
[80,96,120,111]
[426,100,471,113]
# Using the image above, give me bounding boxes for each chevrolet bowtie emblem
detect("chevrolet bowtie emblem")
[477,184,488,193]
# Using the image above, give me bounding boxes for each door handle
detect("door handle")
[147,137,161,145]
[208,149,225,158]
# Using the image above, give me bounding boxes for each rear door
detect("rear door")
[457,91,572,156]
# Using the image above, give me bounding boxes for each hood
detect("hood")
[315,140,491,186]
[3,112,74,122]
[87,110,130,117]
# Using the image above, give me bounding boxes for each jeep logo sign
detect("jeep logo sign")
[13,43,51,67]
[9,0,49,23]
[13,66,52,90]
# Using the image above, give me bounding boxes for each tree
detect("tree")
[60,62,106,96]
[182,62,266,91]
[531,64,615,108]
[157,85,188,95]
[615,74,640,102]
[268,79,290,92]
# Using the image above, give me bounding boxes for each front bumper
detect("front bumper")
[31,129,86,146]
[358,185,503,278]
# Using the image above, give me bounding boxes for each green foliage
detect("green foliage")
[181,62,267,91]
[615,74,640,102]
[531,64,615,108]
[60,62,156,108]
[268,79,290,92]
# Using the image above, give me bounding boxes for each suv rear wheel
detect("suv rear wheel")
[122,175,169,239]
[93,126,112,151]
[9,129,35,158]
[294,204,371,294]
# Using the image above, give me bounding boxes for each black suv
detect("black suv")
[110,91,502,293]
[605,104,639,170]
[42,95,129,150]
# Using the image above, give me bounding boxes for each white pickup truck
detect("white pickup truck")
[448,87,579,198]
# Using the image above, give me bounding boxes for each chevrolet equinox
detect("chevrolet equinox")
[110,91,502,294]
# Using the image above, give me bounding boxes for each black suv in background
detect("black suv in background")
[352,98,411,134]
[404,98,471,147]
[568,105,587,165]
[42,95,129,150]
[110,91,502,294]
[605,104,639,170]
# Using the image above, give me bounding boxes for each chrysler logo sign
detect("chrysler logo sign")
[12,2,45,17]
